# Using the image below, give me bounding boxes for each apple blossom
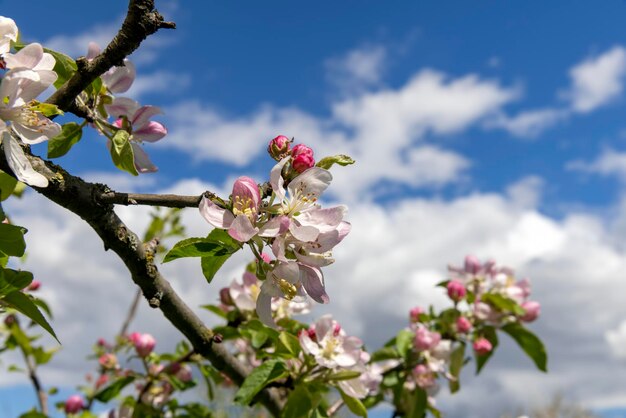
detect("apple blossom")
[414,326,442,351]
[521,300,541,322]
[267,134,291,160]
[291,143,314,158]
[129,332,156,357]
[410,306,424,323]
[199,176,262,242]
[473,337,493,355]
[0,16,17,57]
[26,280,41,291]
[4,43,55,74]
[456,316,472,334]
[413,364,437,389]
[446,280,466,301]
[64,394,85,414]
[98,353,118,370]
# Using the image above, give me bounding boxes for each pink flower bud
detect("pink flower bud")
[64,395,84,414]
[409,307,424,323]
[456,316,472,334]
[98,353,118,370]
[260,252,272,263]
[291,144,314,158]
[520,301,540,322]
[130,332,156,357]
[27,280,41,291]
[414,327,441,351]
[268,135,292,160]
[292,153,315,173]
[95,374,109,389]
[473,337,493,355]
[413,364,436,389]
[333,323,341,337]
[97,338,109,348]
[175,364,193,382]
[464,255,481,274]
[219,287,233,306]
[446,280,466,301]
[307,327,317,341]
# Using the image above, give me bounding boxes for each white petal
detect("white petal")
[199,195,234,229]
[256,291,277,328]
[228,215,258,242]
[287,167,332,202]
[270,157,289,201]
[2,133,48,187]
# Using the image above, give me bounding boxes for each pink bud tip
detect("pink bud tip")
[456,316,472,334]
[131,333,156,357]
[520,301,541,322]
[473,337,493,355]
[268,135,292,160]
[64,395,85,414]
[291,144,314,158]
[95,374,109,389]
[464,255,482,274]
[446,280,467,301]
[409,307,424,323]
[307,327,317,340]
[333,323,341,336]
[292,153,315,173]
[27,280,41,291]
[98,353,118,370]
[260,252,272,263]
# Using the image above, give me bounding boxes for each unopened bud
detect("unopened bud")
[98,353,118,370]
[333,323,341,336]
[292,153,315,173]
[219,288,233,306]
[291,144,314,158]
[129,332,156,357]
[446,280,466,302]
[213,333,223,344]
[473,337,493,355]
[64,395,85,414]
[414,327,441,351]
[26,280,41,291]
[4,314,17,327]
[520,301,540,322]
[268,135,292,160]
[409,307,424,323]
[456,316,472,334]
[464,255,482,274]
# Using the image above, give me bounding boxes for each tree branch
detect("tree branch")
[45,0,175,111]
[0,150,285,417]
[98,191,203,208]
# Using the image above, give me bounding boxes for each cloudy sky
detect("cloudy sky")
[3,0,626,416]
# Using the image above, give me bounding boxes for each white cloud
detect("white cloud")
[125,71,191,99]
[161,69,518,199]
[564,46,626,113]
[606,320,626,358]
[567,148,626,181]
[489,108,569,138]
[325,44,387,93]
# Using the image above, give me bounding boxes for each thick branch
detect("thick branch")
[0,152,284,416]
[98,191,203,208]
[46,0,175,110]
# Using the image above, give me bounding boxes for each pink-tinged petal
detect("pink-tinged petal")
[4,43,43,70]
[300,264,329,304]
[268,261,300,285]
[130,143,158,173]
[338,379,368,399]
[132,105,162,128]
[228,215,258,242]
[86,42,100,60]
[105,97,139,119]
[199,195,235,229]
[102,60,136,93]
[314,315,334,341]
[242,271,258,286]
[232,176,261,209]
[299,332,320,357]
[270,157,290,201]
[258,215,290,237]
[287,167,332,201]
[289,223,319,242]
[295,251,334,267]
[296,206,347,232]
[3,133,48,187]
[271,236,288,262]
[133,121,167,143]
[343,336,364,351]
[256,290,276,328]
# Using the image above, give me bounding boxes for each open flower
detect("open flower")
[199,176,262,242]
[299,315,364,369]
[105,97,167,173]
[4,43,55,74]
[0,16,17,56]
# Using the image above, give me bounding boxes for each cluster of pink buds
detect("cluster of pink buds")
[267,135,316,174]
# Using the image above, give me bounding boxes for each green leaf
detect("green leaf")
[0,171,18,201]
[43,48,77,89]
[30,102,63,118]
[200,304,227,319]
[0,268,33,296]
[502,323,548,372]
[282,385,320,418]
[18,410,48,418]
[475,326,498,375]
[94,376,135,402]
[47,122,83,158]
[481,293,525,316]
[406,388,427,418]
[277,331,301,357]
[163,232,240,264]
[109,130,138,176]
[32,346,57,365]
[371,346,400,362]
[201,253,231,284]
[339,389,367,417]
[240,319,279,348]
[316,154,355,170]
[448,343,465,393]
[395,329,414,358]
[234,359,288,406]
[0,223,26,257]
[3,291,59,343]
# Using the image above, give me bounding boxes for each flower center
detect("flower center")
[272,273,297,300]
[233,196,256,221]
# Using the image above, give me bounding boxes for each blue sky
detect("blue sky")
[4,0,626,417]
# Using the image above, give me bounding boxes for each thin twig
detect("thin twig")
[119,288,143,338]
[98,191,203,208]
[19,342,48,415]
[327,399,344,416]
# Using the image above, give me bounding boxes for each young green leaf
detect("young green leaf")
[163,237,234,263]
[395,329,414,358]
[0,171,18,201]
[340,389,368,417]
[3,291,59,343]
[0,223,27,257]
[282,385,320,418]
[448,343,465,393]
[234,359,288,406]
[109,130,138,176]
[502,322,548,372]
[316,155,355,170]
[277,331,301,357]
[47,122,83,159]
[0,268,33,296]
[94,376,136,402]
